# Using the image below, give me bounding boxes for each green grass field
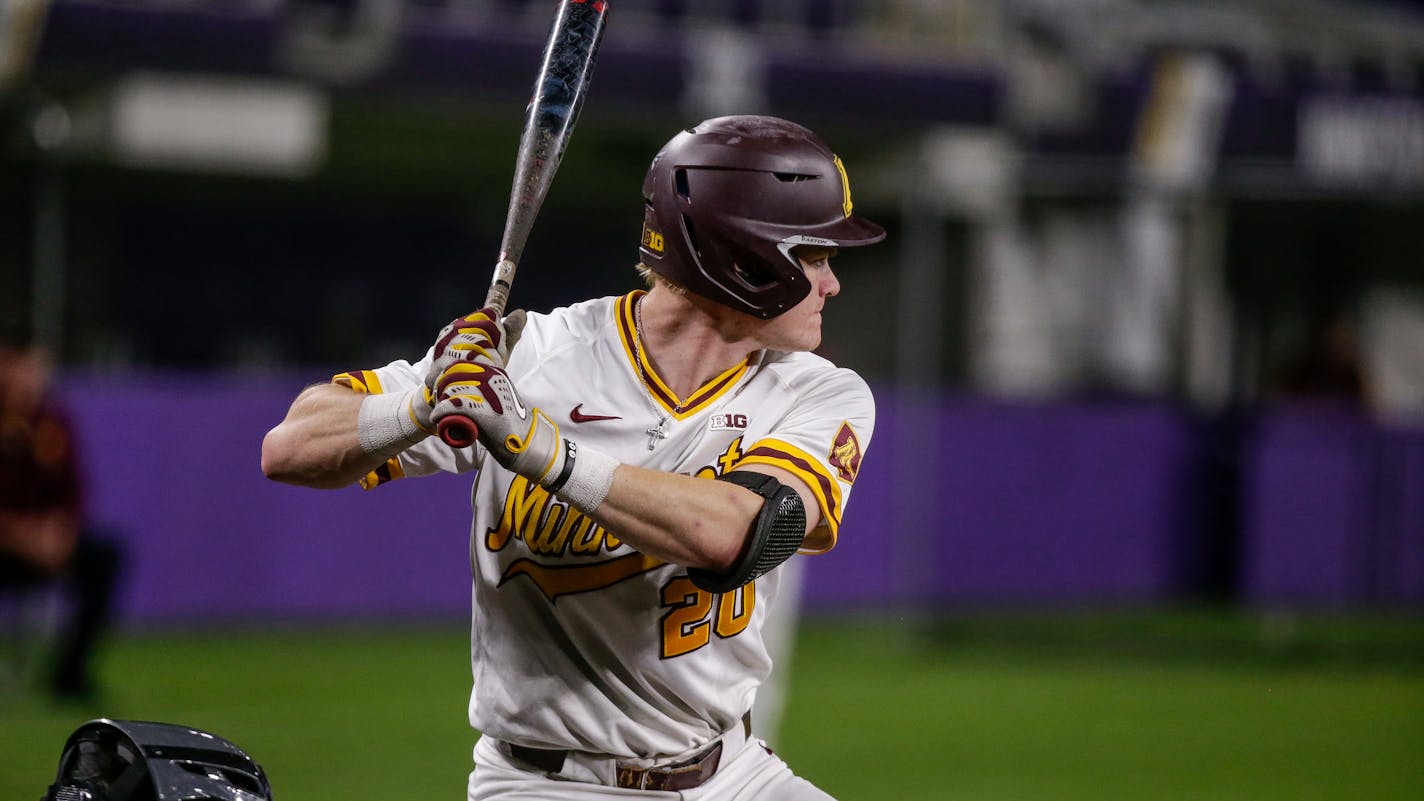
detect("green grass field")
[3,612,1422,801]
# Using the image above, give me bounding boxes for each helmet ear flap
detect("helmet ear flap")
[682,216,793,296]
[678,212,703,263]
[731,260,777,289]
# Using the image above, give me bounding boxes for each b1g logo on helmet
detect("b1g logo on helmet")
[642,223,665,254]
[709,413,748,431]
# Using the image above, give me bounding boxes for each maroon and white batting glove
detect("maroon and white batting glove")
[431,355,617,514]
[355,308,526,459]
[430,359,569,485]
[421,307,526,398]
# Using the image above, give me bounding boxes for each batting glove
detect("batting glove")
[425,308,549,477]
[431,359,570,488]
[355,308,526,459]
[421,308,526,409]
[425,307,614,513]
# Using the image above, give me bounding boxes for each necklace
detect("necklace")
[632,297,690,450]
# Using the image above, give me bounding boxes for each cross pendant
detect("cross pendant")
[645,419,668,450]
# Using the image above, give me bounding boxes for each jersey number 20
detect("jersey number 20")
[659,577,755,659]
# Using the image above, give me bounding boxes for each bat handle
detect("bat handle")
[438,417,479,449]
[483,258,518,316]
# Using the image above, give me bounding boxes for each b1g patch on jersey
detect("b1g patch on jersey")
[829,422,862,484]
[708,413,749,431]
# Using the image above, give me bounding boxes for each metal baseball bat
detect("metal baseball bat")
[439,0,610,449]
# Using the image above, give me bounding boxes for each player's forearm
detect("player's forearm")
[261,384,388,489]
[580,465,762,571]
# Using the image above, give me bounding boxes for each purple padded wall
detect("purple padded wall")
[61,373,475,625]
[55,374,1420,624]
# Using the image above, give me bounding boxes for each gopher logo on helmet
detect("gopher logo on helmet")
[833,155,854,217]
[828,421,862,483]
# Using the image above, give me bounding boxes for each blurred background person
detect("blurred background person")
[1272,307,1372,407]
[0,323,123,701]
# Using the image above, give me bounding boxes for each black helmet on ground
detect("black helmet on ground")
[42,719,271,801]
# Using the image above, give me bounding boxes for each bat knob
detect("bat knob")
[438,416,479,449]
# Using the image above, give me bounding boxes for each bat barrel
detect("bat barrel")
[445,0,607,452]
[497,0,609,268]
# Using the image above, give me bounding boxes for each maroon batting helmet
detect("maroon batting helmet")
[639,116,886,319]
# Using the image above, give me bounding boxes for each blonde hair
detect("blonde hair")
[634,263,687,295]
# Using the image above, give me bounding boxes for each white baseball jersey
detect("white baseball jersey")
[333,290,873,760]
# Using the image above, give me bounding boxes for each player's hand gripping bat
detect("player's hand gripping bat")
[438,0,609,449]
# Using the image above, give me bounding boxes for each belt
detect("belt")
[506,712,751,792]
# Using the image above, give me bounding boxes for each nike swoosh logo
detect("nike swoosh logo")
[570,404,621,423]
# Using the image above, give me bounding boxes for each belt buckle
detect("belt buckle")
[614,753,693,791]
[614,737,724,791]
[614,764,648,790]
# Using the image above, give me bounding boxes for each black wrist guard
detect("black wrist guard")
[688,471,806,594]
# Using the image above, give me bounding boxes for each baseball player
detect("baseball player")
[262,116,884,799]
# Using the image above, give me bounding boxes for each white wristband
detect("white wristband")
[356,388,429,459]
[553,442,618,515]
